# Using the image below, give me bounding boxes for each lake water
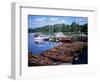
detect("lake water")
[28,33,60,55]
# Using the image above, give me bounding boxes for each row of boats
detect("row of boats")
[34,32,87,43]
[28,42,87,66]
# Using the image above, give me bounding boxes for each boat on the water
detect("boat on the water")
[34,35,50,41]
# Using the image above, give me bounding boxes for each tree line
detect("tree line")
[28,22,87,34]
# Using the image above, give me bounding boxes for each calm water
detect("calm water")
[28,33,60,55]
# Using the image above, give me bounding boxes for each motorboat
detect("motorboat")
[34,35,49,41]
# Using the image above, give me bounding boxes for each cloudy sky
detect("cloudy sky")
[28,15,88,29]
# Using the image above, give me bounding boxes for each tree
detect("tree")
[81,23,88,34]
[71,22,77,33]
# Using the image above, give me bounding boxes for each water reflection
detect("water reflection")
[28,33,60,55]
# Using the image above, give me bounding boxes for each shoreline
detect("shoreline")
[28,42,87,66]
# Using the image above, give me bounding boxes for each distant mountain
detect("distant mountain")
[28,23,87,34]
[29,24,70,33]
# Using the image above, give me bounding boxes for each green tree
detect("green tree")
[71,22,77,33]
[81,23,88,34]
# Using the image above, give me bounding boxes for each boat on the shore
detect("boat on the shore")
[28,53,63,66]
[28,42,87,66]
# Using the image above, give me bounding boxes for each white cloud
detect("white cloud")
[60,20,66,23]
[76,17,87,22]
[34,17,46,21]
[49,17,58,21]
[31,17,67,28]
[50,19,66,25]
